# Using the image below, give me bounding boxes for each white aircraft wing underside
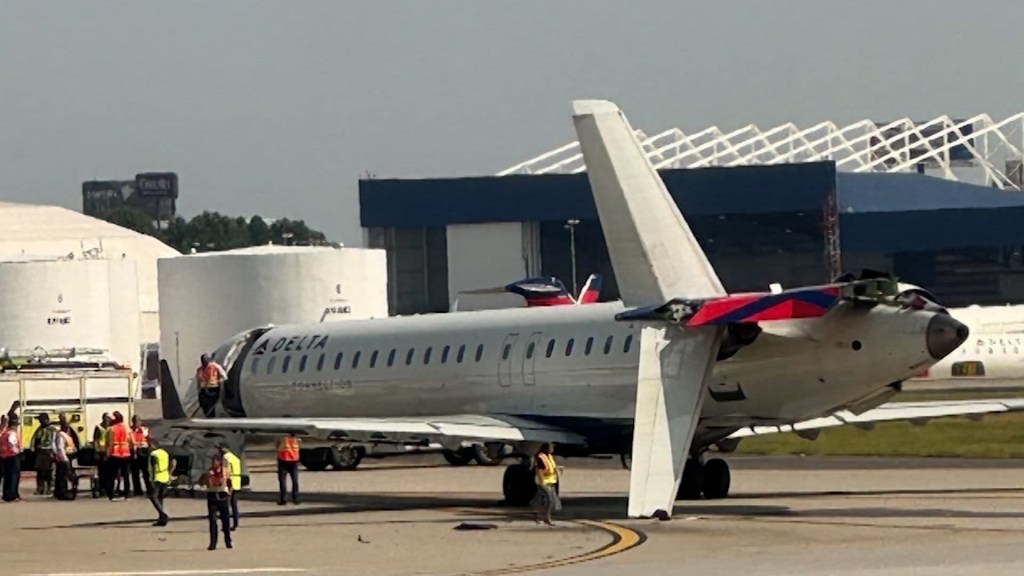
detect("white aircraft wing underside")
[726,398,1024,438]
[170,414,588,448]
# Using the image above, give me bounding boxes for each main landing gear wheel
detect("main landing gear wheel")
[442,448,475,466]
[330,446,364,471]
[502,463,537,506]
[675,457,732,500]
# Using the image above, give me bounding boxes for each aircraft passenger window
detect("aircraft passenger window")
[317,354,325,371]
[406,348,415,365]
[334,352,344,370]
[424,347,433,365]
[267,357,276,374]
[282,356,291,374]
[387,349,396,367]
[457,345,466,363]
[370,350,379,368]
[526,342,536,359]
[546,339,556,358]
[475,344,484,362]
[585,337,594,356]
[299,355,308,372]
[441,345,450,363]
[565,338,575,356]
[623,335,634,353]
[502,343,512,360]
[604,336,614,354]
[352,351,361,369]
[251,358,261,375]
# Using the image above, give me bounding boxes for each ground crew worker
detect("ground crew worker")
[130,415,152,496]
[53,425,76,500]
[0,414,22,502]
[531,443,561,526]
[105,411,132,500]
[200,453,233,550]
[196,353,227,418]
[93,413,111,497]
[31,412,57,496]
[218,441,242,530]
[148,437,174,526]
[58,412,80,451]
[275,432,301,505]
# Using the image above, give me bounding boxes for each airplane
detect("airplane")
[159,99,1024,520]
[909,304,1024,389]
[451,274,602,311]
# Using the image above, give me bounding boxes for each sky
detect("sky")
[2,1,1024,246]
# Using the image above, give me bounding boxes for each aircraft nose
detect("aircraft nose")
[926,314,969,360]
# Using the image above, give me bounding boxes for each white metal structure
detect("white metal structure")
[158,245,388,402]
[0,202,180,344]
[499,113,1024,190]
[0,258,141,368]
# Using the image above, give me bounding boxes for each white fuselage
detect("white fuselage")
[208,300,947,452]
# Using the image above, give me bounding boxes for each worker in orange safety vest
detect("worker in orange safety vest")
[201,453,233,551]
[104,411,133,500]
[196,354,227,418]
[129,415,152,496]
[275,433,301,506]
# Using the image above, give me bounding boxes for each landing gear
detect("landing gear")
[442,448,475,466]
[330,446,364,471]
[473,442,509,466]
[501,462,537,506]
[299,447,331,471]
[675,456,731,500]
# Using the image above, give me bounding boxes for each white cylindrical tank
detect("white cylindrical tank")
[158,245,388,390]
[0,258,141,367]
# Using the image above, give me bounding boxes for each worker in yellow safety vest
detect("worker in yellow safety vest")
[218,441,242,531]
[275,433,301,506]
[196,354,227,418]
[147,437,174,526]
[93,413,111,498]
[200,453,233,550]
[531,443,561,525]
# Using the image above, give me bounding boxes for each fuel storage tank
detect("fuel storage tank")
[0,257,141,367]
[158,245,388,392]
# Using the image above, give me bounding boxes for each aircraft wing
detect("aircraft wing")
[726,398,1024,439]
[169,414,588,449]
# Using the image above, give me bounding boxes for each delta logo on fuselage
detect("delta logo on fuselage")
[252,334,329,356]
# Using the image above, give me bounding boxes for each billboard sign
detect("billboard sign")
[135,172,178,199]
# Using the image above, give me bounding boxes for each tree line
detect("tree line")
[98,207,331,253]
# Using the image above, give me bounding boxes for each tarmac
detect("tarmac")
[6,454,1024,576]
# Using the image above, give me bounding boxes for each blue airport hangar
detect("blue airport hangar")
[360,113,1024,315]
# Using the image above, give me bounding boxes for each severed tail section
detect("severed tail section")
[573,99,724,519]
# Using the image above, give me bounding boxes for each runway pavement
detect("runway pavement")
[6,455,1024,576]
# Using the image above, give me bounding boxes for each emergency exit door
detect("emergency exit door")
[497,333,519,387]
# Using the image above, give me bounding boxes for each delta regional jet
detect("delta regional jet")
[162,100,1024,519]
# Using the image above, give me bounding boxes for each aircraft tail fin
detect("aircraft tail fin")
[571,100,724,305]
[576,273,602,304]
[159,359,188,421]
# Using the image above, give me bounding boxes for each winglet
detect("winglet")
[571,100,725,305]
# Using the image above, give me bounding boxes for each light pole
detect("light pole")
[564,219,580,296]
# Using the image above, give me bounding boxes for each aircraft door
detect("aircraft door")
[522,332,543,386]
[497,333,519,387]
